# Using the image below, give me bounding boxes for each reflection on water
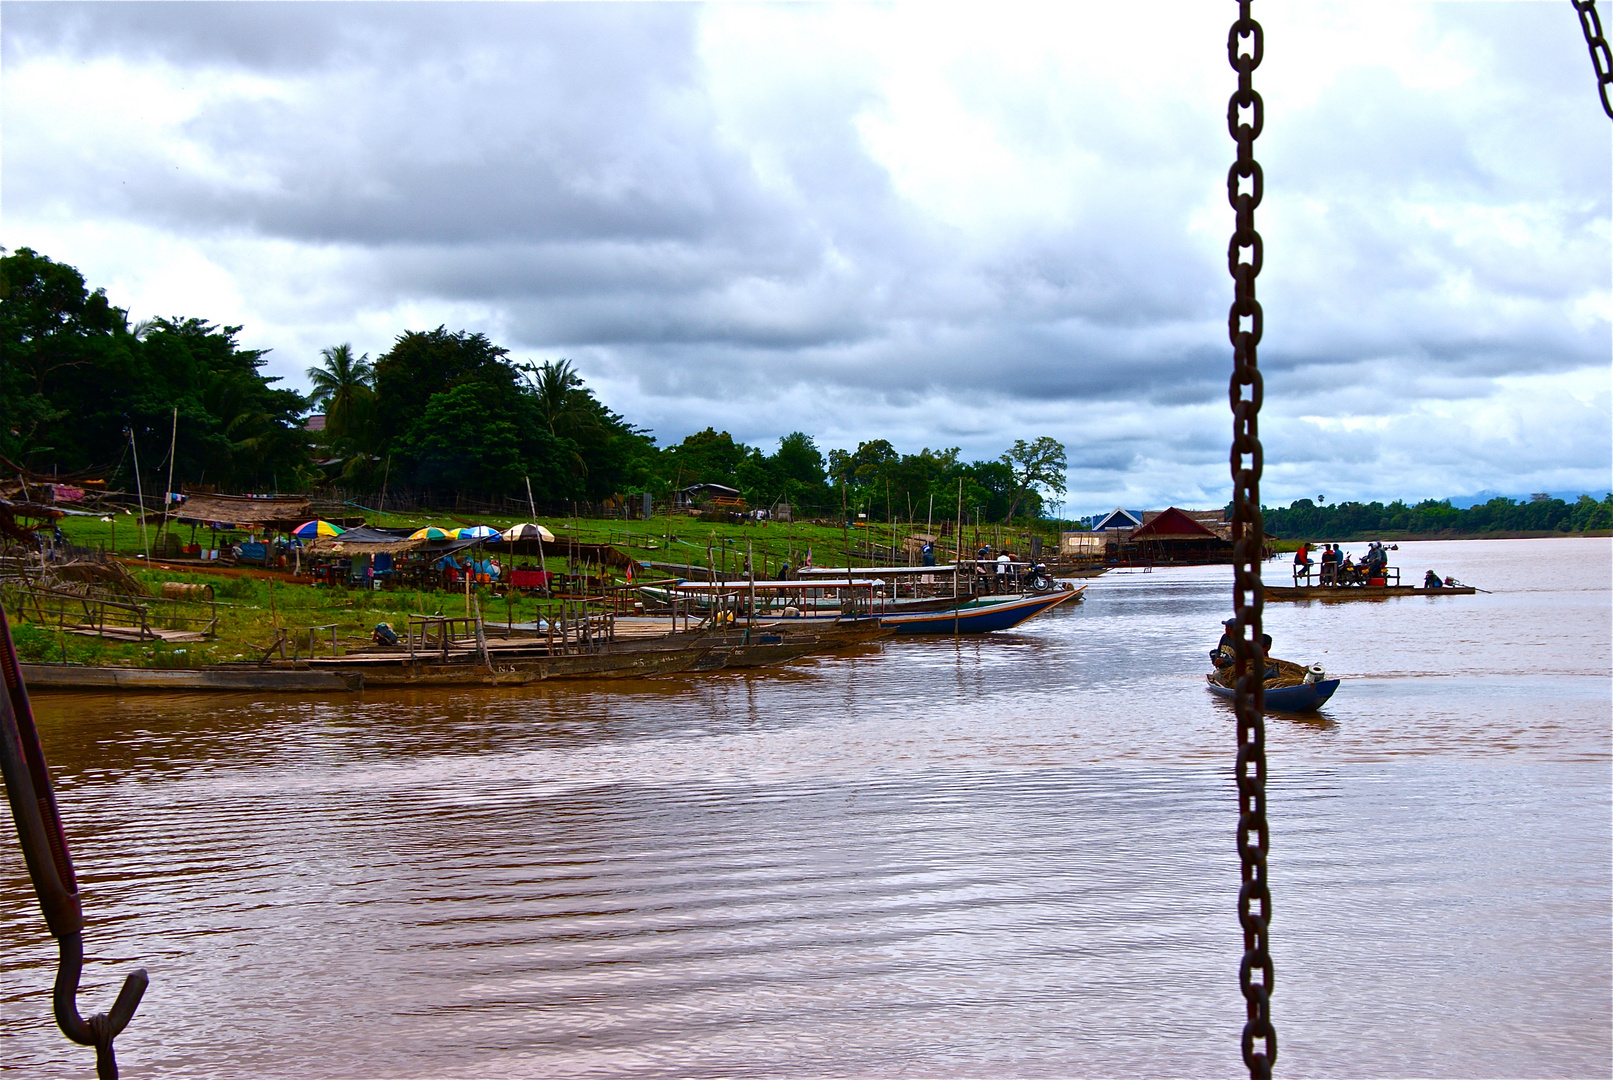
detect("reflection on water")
[3,539,1609,1077]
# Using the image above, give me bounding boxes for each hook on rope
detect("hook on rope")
[0,603,147,1078]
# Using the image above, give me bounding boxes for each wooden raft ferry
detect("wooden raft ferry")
[1265,583,1476,601]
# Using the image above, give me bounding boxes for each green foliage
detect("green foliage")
[664,428,748,486]
[306,343,376,446]
[1261,493,1613,539]
[410,382,528,492]
[1001,437,1068,522]
[0,248,311,486]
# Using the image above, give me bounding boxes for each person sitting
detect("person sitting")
[372,622,400,646]
[1293,542,1313,583]
[1211,621,1281,681]
[1364,543,1387,576]
[1211,618,1238,668]
[1424,569,1444,589]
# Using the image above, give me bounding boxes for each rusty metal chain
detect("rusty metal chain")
[1226,3,1274,1077]
[1573,1,1613,118]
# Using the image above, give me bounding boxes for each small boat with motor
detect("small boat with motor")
[1205,656,1339,713]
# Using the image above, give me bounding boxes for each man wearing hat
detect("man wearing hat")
[1213,618,1278,679]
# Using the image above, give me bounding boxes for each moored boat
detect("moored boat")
[876,586,1084,634]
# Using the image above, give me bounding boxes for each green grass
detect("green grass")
[18,508,1067,669]
[53,508,1063,576]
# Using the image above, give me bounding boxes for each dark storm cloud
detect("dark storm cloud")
[3,1,1607,510]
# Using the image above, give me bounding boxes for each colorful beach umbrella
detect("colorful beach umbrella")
[292,520,345,539]
[408,526,450,540]
[500,523,556,543]
[455,525,500,539]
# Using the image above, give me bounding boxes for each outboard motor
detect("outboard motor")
[1303,664,1326,685]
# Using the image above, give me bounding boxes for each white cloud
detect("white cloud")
[2,0,1607,512]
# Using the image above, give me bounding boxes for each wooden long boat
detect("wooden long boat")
[878,586,1084,634]
[19,663,364,693]
[689,625,894,670]
[1205,657,1340,713]
[306,641,717,684]
[1264,584,1476,601]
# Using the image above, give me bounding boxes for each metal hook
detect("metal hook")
[55,932,148,1080]
[0,603,147,1077]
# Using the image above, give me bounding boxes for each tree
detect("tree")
[372,326,516,451]
[527,358,589,437]
[1000,437,1067,522]
[772,432,827,487]
[663,428,747,486]
[306,343,375,445]
[0,248,130,464]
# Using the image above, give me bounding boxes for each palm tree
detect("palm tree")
[306,344,375,444]
[530,358,587,436]
[525,358,596,478]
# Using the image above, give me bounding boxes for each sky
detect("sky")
[3,1,1609,516]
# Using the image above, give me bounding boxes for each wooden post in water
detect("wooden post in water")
[746,538,756,638]
[954,479,964,634]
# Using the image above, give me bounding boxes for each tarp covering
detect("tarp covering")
[172,493,312,527]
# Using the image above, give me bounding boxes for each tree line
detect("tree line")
[0,248,1069,521]
[1261,495,1613,539]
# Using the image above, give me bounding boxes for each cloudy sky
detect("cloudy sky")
[4,1,1608,514]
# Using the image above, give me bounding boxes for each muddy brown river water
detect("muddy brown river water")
[3,538,1609,1077]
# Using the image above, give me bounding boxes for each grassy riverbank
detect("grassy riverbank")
[52,507,1059,572]
[11,510,1064,669]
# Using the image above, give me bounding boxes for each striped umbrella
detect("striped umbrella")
[500,523,556,543]
[408,526,451,541]
[455,525,501,539]
[292,520,345,539]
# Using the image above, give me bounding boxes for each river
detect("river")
[3,537,1609,1077]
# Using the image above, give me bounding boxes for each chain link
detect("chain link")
[1226,3,1274,1077]
[1573,1,1613,119]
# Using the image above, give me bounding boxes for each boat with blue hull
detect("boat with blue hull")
[1205,657,1339,713]
[878,587,1083,634]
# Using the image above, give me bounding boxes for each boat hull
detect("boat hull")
[1205,675,1339,713]
[880,588,1081,634]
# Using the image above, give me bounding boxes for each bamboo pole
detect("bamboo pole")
[159,406,178,554]
[128,428,151,563]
